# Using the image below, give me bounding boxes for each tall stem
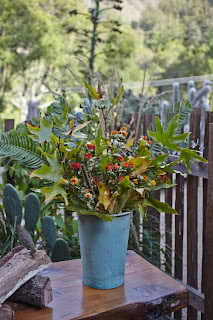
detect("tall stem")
[89,0,100,73]
[81,164,96,199]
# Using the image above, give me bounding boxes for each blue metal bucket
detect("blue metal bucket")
[78,212,131,289]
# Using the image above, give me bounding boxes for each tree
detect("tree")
[139,0,213,79]
[68,0,123,74]
[0,0,81,113]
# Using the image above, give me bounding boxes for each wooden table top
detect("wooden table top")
[11,250,188,320]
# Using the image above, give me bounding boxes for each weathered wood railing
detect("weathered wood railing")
[141,110,213,320]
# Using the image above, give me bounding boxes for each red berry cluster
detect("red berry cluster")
[122,162,134,168]
[93,177,99,185]
[161,175,167,183]
[87,144,96,150]
[71,163,81,170]
[105,163,120,171]
[85,153,93,160]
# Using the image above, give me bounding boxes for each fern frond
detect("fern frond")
[0,130,48,170]
[164,100,193,134]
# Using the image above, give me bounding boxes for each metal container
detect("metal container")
[78,212,131,289]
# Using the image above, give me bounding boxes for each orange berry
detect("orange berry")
[133,179,138,184]
[85,193,92,198]
[121,131,128,137]
[151,180,156,186]
[70,177,78,185]
[61,178,67,185]
[122,161,129,168]
[113,163,120,170]
[147,141,152,145]
[111,130,118,135]
[129,163,134,168]
[142,175,148,182]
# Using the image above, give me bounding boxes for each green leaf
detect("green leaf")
[161,161,179,174]
[67,198,112,221]
[41,183,68,205]
[66,141,84,160]
[138,204,147,219]
[53,106,69,129]
[111,85,124,107]
[99,154,109,173]
[151,182,176,191]
[178,148,207,172]
[55,215,67,230]
[117,176,131,194]
[30,149,67,205]
[84,81,99,100]
[114,188,132,213]
[72,121,91,136]
[148,115,189,151]
[151,153,169,166]
[145,195,177,214]
[27,117,53,143]
[164,100,193,134]
[0,130,48,170]
[95,127,107,155]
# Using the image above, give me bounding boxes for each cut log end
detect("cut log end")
[9,275,53,308]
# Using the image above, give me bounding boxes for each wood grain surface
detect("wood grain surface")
[11,251,188,320]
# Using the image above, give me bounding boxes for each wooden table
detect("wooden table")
[11,250,188,320]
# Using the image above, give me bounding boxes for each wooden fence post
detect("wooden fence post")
[165,173,172,274]
[142,114,161,266]
[187,108,201,320]
[4,119,14,132]
[202,112,213,304]
[174,173,184,320]
[204,122,213,320]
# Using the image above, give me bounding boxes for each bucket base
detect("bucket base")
[82,276,124,289]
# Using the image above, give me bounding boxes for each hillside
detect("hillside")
[120,0,160,24]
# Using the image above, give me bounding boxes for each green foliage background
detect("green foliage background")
[1,0,212,125]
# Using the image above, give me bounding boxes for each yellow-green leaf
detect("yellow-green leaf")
[111,85,124,107]
[133,156,152,175]
[84,81,99,100]
[126,138,135,147]
[98,183,111,210]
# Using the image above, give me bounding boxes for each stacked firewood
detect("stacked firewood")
[0,246,53,320]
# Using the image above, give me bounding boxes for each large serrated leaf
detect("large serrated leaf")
[178,148,207,172]
[148,115,189,151]
[30,149,68,205]
[27,117,53,143]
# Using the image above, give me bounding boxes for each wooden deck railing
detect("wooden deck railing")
[141,110,213,320]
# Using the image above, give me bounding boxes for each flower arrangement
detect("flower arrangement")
[23,82,207,221]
